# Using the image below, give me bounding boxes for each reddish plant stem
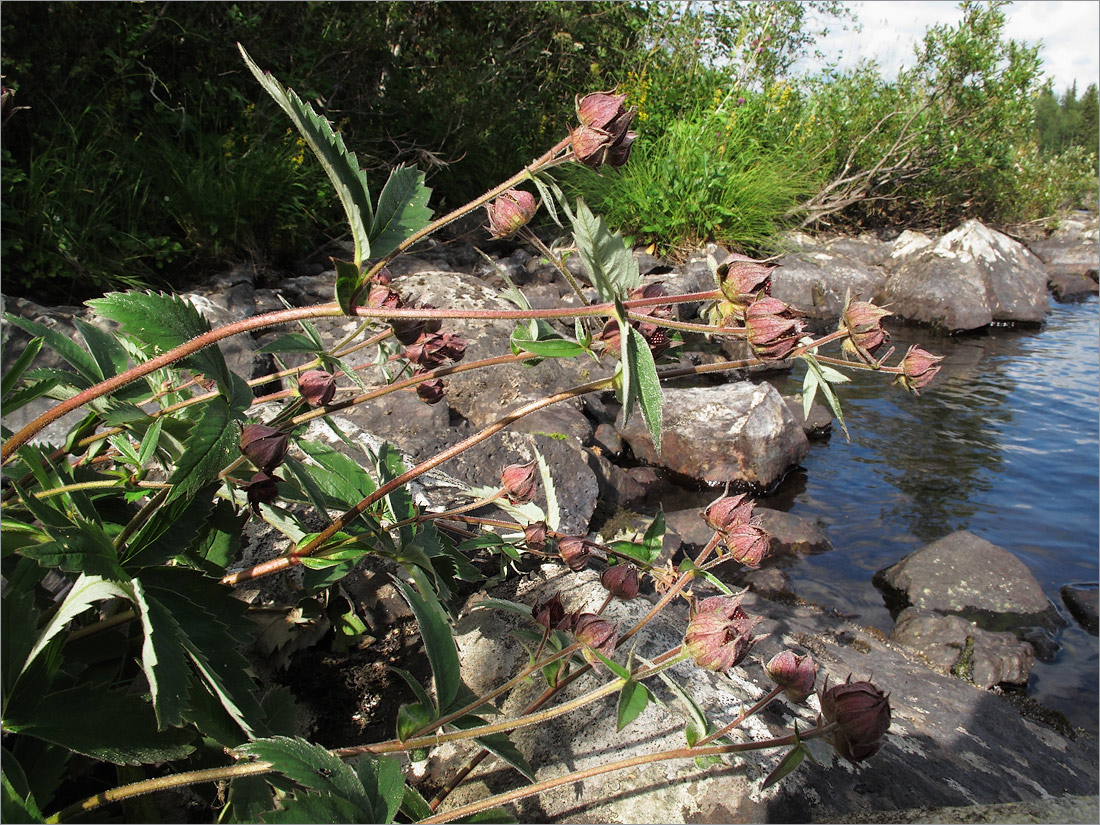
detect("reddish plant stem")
[221,375,614,585]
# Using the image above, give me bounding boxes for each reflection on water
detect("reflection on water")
[742,298,1098,732]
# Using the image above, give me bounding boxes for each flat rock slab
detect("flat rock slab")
[429,566,1097,823]
[873,530,1063,633]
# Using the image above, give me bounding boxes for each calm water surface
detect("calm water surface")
[671,296,1100,733]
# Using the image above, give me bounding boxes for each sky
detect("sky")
[802,1,1100,96]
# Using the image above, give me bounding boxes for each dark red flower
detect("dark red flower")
[486,188,538,239]
[744,296,807,360]
[245,470,282,515]
[532,593,569,631]
[524,521,548,552]
[415,376,445,404]
[765,650,818,703]
[893,346,943,395]
[239,424,289,472]
[600,564,640,600]
[297,370,337,407]
[572,612,618,670]
[558,535,596,571]
[819,676,892,763]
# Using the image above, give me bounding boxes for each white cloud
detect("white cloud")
[801,1,1099,95]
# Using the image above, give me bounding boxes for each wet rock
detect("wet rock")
[619,382,808,489]
[754,507,834,556]
[430,566,1097,824]
[784,394,833,438]
[1061,583,1099,635]
[737,566,795,600]
[873,530,1065,634]
[889,607,1034,689]
[878,220,1050,330]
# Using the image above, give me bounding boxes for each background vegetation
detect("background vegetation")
[2,0,1096,298]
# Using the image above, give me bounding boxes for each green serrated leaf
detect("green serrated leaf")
[2,336,43,398]
[86,291,231,394]
[20,521,127,581]
[239,44,373,265]
[356,754,405,824]
[73,317,131,383]
[370,165,433,260]
[571,200,640,302]
[527,172,561,227]
[256,333,324,355]
[2,315,101,385]
[2,763,45,824]
[129,578,193,730]
[167,398,239,502]
[3,686,195,765]
[0,376,62,414]
[391,575,461,712]
[626,326,662,452]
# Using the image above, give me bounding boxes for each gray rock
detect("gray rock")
[755,507,834,556]
[878,220,1050,330]
[770,250,889,319]
[428,566,1097,824]
[1061,583,1099,635]
[873,530,1065,633]
[619,382,808,489]
[890,607,1035,689]
[826,234,891,269]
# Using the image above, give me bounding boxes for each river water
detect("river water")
[671,295,1100,733]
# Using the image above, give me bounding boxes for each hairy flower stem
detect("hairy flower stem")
[520,228,590,305]
[2,292,715,465]
[697,684,786,747]
[221,375,615,585]
[617,532,722,647]
[418,722,840,824]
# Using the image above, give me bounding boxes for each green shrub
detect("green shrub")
[558,95,819,256]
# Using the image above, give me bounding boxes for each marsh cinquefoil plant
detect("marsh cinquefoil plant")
[1,45,937,823]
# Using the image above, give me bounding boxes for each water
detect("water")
[672,296,1100,733]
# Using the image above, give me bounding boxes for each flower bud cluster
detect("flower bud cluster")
[840,299,892,363]
[239,423,290,514]
[744,296,807,361]
[894,345,943,395]
[702,493,769,567]
[366,273,467,405]
[571,91,637,170]
[684,594,764,672]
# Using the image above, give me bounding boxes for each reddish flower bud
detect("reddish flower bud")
[486,188,538,239]
[765,650,818,703]
[841,300,892,363]
[600,564,640,600]
[404,330,467,369]
[572,612,619,670]
[245,470,282,515]
[702,493,754,533]
[501,461,538,505]
[558,535,595,571]
[372,267,393,286]
[532,593,569,630]
[367,284,403,309]
[744,296,807,360]
[524,521,548,552]
[576,92,628,128]
[571,91,637,170]
[819,676,892,763]
[239,424,289,472]
[685,595,763,672]
[894,346,943,395]
[723,521,769,567]
[297,370,337,407]
[416,376,445,404]
[717,254,772,302]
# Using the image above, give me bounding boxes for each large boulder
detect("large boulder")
[619,382,808,489]
[879,220,1050,330]
[426,565,1098,823]
[872,530,1064,634]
